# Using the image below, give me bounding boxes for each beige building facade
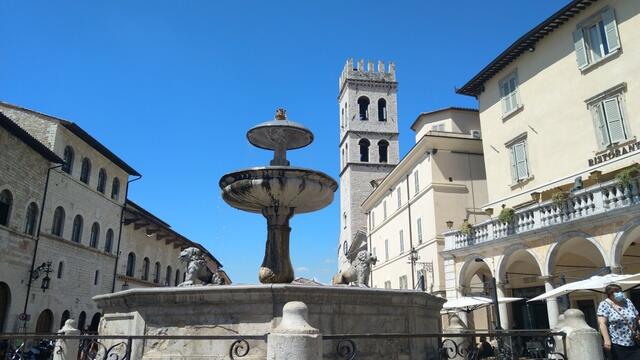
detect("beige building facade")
[444,0,640,331]
[0,103,224,333]
[363,108,487,296]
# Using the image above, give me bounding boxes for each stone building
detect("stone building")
[362,108,487,295]
[443,0,640,331]
[0,102,225,333]
[337,59,400,271]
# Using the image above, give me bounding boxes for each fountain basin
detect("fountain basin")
[219,166,337,213]
[94,285,445,359]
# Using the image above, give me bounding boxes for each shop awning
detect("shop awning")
[528,273,640,302]
[442,296,523,313]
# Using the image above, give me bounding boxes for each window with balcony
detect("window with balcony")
[499,71,521,116]
[573,7,621,70]
[508,139,530,183]
[591,93,628,148]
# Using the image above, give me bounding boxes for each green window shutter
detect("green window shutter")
[604,97,626,143]
[602,8,621,52]
[514,142,529,179]
[573,29,589,69]
[592,104,610,147]
[509,146,518,183]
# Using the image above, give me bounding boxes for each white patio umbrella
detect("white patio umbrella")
[528,272,640,302]
[442,296,523,313]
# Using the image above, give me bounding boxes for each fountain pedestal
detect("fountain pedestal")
[260,206,294,283]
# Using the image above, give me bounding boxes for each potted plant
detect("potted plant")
[615,164,640,190]
[551,191,568,207]
[460,219,472,236]
[498,205,514,224]
[530,192,541,202]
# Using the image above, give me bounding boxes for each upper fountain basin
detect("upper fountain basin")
[219,166,337,214]
[246,119,314,151]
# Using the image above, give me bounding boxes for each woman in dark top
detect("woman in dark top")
[598,284,640,360]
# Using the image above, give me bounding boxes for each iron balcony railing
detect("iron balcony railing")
[0,333,266,360]
[444,178,640,251]
[323,329,567,360]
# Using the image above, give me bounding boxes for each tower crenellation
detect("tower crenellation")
[339,58,396,89]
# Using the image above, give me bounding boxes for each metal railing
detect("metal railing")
[323,330,567,360]
[444,178,640,251]
[0,333,267,360]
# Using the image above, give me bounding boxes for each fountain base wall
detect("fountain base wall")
[94,284,445,359]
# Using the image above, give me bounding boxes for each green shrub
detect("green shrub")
[460,220,472,236]
[615,165,640,188]
[551,191,568,208]
[498,207,514,224]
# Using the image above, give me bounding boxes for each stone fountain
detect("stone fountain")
[219,108,337,284]
[93,109,445,359]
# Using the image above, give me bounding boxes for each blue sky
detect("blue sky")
[1,0,563,284]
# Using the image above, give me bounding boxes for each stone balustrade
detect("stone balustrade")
[444,178,640,251]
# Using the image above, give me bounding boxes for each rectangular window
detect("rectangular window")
[94,270,99,285]
[399,230,404,253]
[372,247,376,258]
[573,7,620,70]
[509,140,530,182]
[417,218,423,244]
[591,94,628,148]
[384,280,391,289]
[383,201,387,220]
[384,239,389,261]
[371,211,375,229]
[414,170,420,196]
[396,187,402,208]
[399,275,408,289]
[499,71,520,115]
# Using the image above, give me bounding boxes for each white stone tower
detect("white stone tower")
[337,59,400,270]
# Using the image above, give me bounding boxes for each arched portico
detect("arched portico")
[611,218,640,274]
[458,256,495,329]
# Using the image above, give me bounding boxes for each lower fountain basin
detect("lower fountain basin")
[219,166,338,213]
[94,285,445,359]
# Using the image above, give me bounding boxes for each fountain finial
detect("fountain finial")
[275,108,287,120]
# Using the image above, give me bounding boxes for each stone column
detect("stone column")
[267,301,322,360]
[259,206,295,283]
[53,319,80,360]
[541,277,560,328]
[557,309,604,360]
[495,283,510,330]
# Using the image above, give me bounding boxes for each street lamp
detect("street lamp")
[30,261,52,292]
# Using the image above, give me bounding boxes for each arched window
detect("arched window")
[57,261,64,279]
[35,309,53,333]
[89,313,101,333]
[62,146,74,174]
[343,240,348,256]
[71,215,83,243]
[97,169,107,193]
[165,266,172,286]
[111,178,120,201]
[175,269,181,286]
[0,190,13,227]
[153,262,161,283]
[142,257,150,281]
[0,282,10,332]
[104,229,114,253]
[126,252,136,277]
[78,311,87,331]
[51,206,65,237]
[378,140,389,163]
[24,202,38,235]
[341,108,345,128]
[378,98,387,121]
[357,96,370,120]
[60,310,71,329]
[80,158,91,184]
[89,222,100,248]
[359,139,370,162]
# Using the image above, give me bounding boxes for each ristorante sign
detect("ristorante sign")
[589,141,640,166]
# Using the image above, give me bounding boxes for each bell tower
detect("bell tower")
[337,58,399,271]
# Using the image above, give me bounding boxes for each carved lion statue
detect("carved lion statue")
[177,247,223,286]
[331,250,377,287]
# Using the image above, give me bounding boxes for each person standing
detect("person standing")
[598,284,640,360]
